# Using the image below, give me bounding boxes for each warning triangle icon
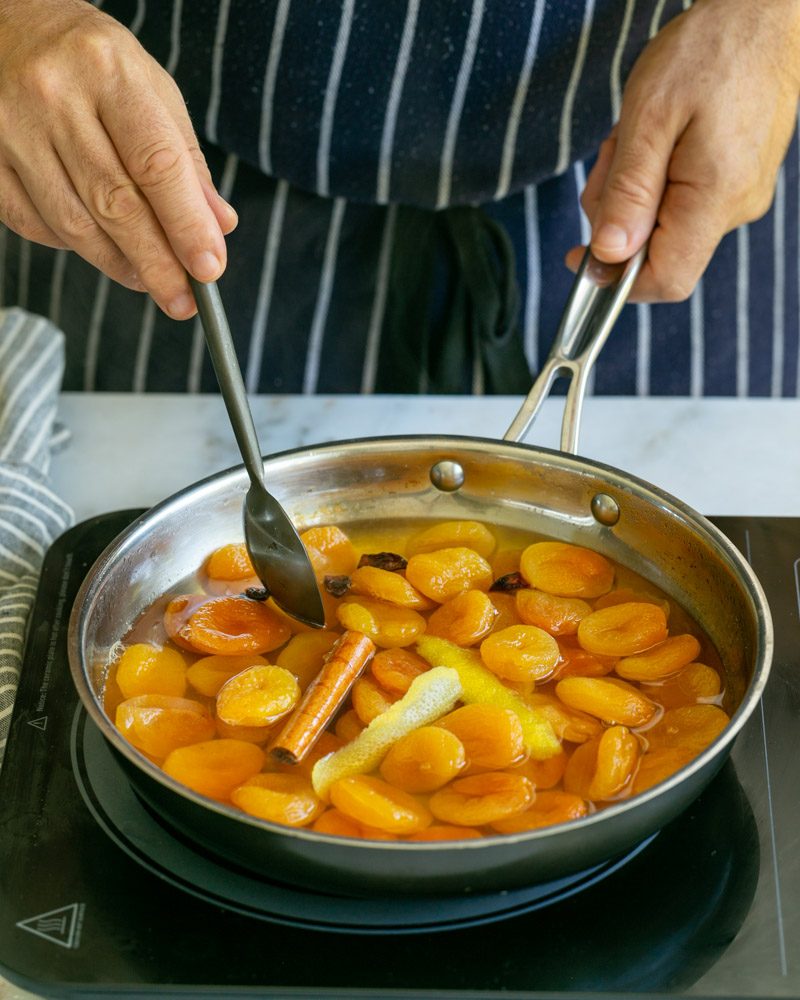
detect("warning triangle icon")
[27,716,48,731]
[16,903,82,949]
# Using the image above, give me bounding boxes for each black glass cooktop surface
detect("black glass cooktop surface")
[0,511,797,999]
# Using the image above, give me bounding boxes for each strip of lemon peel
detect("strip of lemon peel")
[415,635,561,759]
[311,666,462,799]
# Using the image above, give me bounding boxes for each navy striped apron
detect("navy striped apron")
[0,0,797,396]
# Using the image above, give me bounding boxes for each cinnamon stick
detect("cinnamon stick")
[268,630,376,765]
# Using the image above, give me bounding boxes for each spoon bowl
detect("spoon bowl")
[243,479,326,627]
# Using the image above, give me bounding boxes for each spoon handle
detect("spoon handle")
[190,278,265,486]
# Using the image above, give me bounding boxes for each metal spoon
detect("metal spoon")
[189,278,325,628]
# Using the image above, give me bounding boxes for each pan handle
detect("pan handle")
[503,243,648,454]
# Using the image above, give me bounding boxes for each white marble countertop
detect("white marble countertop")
[50,393,798,522]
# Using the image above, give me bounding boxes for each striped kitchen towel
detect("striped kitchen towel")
[0,308,73,767]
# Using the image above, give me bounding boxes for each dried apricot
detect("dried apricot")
[216,664,300,727]
[205,543,256,581]
[480,625,560,682]
[527,692,603,744]
[516,589,592,637]
[162,594,209,650]
[560,740,596,799]
[511,749,568,789]
[519,541,614,598]
[488,592,523,631]
[491,548,523,579]
[115,695,215,760]
[351,675,397,725]
[329,775,432,834]
[405,547,494,602]
[370,647,429,694]
[644,704,730,753]
[336,596,425,648]
[312,808,397,840]
[231,773,324,826]
[312,808,363,837]
[275,630,340,689]
[428,772,534,826]
[426,590,497,646]
[594,587,670,619]
[632,747,695,793]
[214,716,274,744]
[555,640,616,679]
[563,726,640,800]
[301,525,358,578]
[616,634,702,682]
[115,643,187,699]
[577,602,668,657]
[166,595,292,656]
[379,726,466,792]
[187,653,268,697]
[437,704,525,771]
[406,520,496,559]
[555,677,658,727]
[334,709,364,742]
[163,738,265,800]
[349,566,434,610]
[490,790,588,832]
[641,662,723,709]
[266,593,340,634]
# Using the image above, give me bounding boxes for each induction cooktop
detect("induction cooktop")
[0,511,797,998]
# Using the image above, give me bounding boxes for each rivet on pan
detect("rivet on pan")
[591,493,620,526]
[430,460,465,493]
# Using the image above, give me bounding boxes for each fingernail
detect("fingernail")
[564,246,583,273]
[191,250,224,282]
[167,292,195,319]
[593,223,629,254]
[221,199,238,224]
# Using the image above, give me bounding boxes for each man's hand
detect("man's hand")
[0,0,237,318]
[567,0,800,302]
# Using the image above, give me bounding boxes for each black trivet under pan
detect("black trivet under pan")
[0,512,797,998]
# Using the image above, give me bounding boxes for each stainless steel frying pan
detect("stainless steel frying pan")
[68,250,773,896]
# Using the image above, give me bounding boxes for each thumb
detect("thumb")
[590,112,677,263]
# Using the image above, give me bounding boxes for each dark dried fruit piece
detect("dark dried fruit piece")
[357,552,408,572]
[489,572,529,593]
[324,575,352,597]
[243,587,270,602]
